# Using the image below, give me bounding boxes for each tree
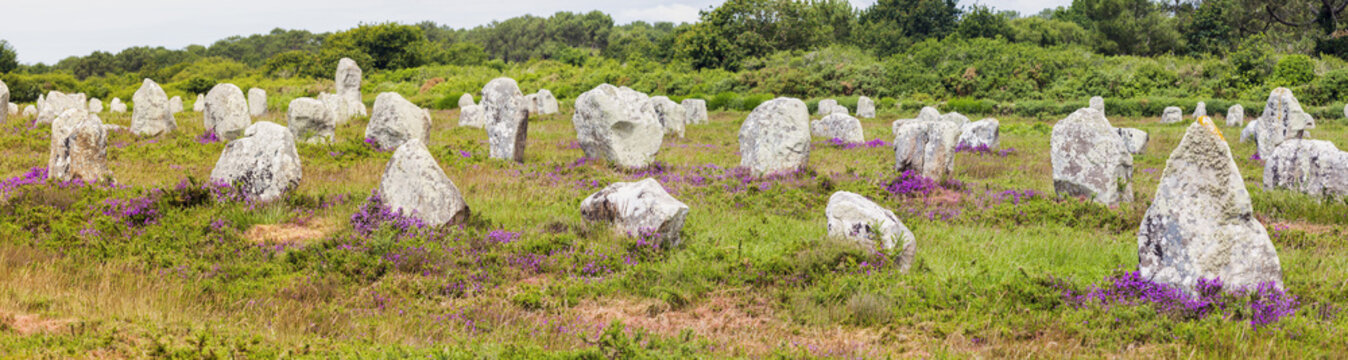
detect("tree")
[0,40,17,74]
[957,5,1013,39]
[263,50,322,78]
[1183,0,1239,55]
[857,0,961,56]
[324,23,432,70]
[1066,0,1181,55]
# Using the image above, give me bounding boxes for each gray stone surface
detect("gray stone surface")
[682,99,708,125]
[1241,120,1260,143]
[957,118,1000,149]
[1193,102,1207,118]
[580,178,689,247]
[1256,87,1314,157]
[49,108,112,183]
[1050,108,1133,205]
[535,89,560,115]
[458,93,475,108]
[857,96,876,118]
[335,58,367,118]
[1263,139,1348,199]
[0,80,6,124]
[482,77,530,162]
[247,88,267,117]
[37,91,87,125]
[1089,96,1104,114]
[1227,104,1244,127]
[1116,127,1149,155]
[651,96,686,138]
[740,98,811,176]
[378,139,471,226]
[87,98,102,113]
[572,84,663,169]
[1161,106,1183,124]
[131,79,176,136]
[203,84,251,140]
[287,97,336,144]
[458,104,486,128]
[894,120,959,180]
[811,113,865,143]
[194,94,204,112]
[825,191,916,272]
[209,122,302,202]
[169,96,183,114]
[364,92,431,150]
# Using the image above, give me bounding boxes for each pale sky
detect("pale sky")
[1,0,1071,64]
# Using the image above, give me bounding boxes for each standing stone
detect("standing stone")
[88,98,102,113]
[169,96,183,114]
[891,106,942,135]
[857,96,876,119]
[825,191,916,272]
[1263,139,1348,199]
[131,79,176,136]
[1192,102,1207,118]
[37,94,44,114]
[247,88,267,116]
[1241,120,1260,143]
[957,118,1000,149]
[194,94,205,112]
[894,120,960,180]
[682,99,708,125]
[1089,96,1105,114]
[1256,87,1314,157]
[109,98,126,113]
[940,112,971,130]
[209,122,302,202]
[1139,117,1282,293]
[0,80,6,124]
[203,84,252,140]
[37,92,87,125]
[523,93,540,116]
[482,78,529,162]
[458,105,486,128]
[378,139,470,226]
[1227,104,1245,127]
[335,58,367,118]
[6,103,14,119]
[458,93,475,108]
[580,178,689,247]
[22,105,36,118]
[49,108,113,183]
[572,84,663,168]
[536,89,560,115]
[740,98,811,176]
[1051,108,1133,205]
[1161,106,1183,124]
[364,92,431,150]
[1116,127,1149,155]
[316,93,351,126]
[817,99,839,116]
[287,97,336,144]
[651,96,686,138]
[811,113,865,143]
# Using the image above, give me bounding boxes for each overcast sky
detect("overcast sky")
[1,0,1071,64]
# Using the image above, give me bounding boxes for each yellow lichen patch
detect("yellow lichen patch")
[1197,116,1225,142]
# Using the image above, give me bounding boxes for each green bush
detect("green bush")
[1271,54,1316,87]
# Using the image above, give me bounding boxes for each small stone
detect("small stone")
[37,91,87,125]
[1116,127,1149,154]
[88,98,103,113]
[825,191,916,272]
[811,113,865,143]
[209,122,302,202]
[458,104,486,128]
[131,79,176,136]
[1240,120,1260,143]
[1227,104,1245,127]
[169,96,183,114]
[1161,106,1183,124]
[523,93,540,116]
[1192,101,1207,118]
[287,97,336,144]
[458,93,475,108]
[378,139,471,226]
[857,96,876,118]
[580,178,689,247]
[651,96,686,138]
[682,99,708,125]
[23,105,36,118]
[248,88,267,116]
[740,98,811,176]
[335,58,367,117]
[957,118,999,149]
[0,80,7,124]
[194,94,205,112]
[1051,108,1133,205]
[109,98,127,113]
[535,89,560,115]
[1089,96,1105,114]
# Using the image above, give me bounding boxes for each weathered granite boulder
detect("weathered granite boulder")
[131,79,176,136]
[364,92,431,150]
[536,89,560,115]
[37,91,87,125]
[377,139,470,226]
[88,98,102,113]
[193,94,204,112]
[1256,87,1314,157]
[1227,104,1245,127]
[287,97,336,144]
[1241,120,1260,143]
[890,106,942,135]
[1139,117,1283,293]
[812,113,865,143]
[22,105,36,118]
[483,78,530,162]
[817,99,840,116]
[169,96,183,114]
[203,84,251,140]
[209,122,302,202]
[335,58,367,117]
[1050,108,1133,205]
[458,105,486,128]
[957,118,1000,149]
[1089,96,1105,114]
[857,96,876,118]
[109,98,126,113]
[939,112,971,130]
[1192,101,1207,118]
[740,98,811,176]
[247,88,267,116]
[825,191,916,272]
[580,178,689,247]
[1117,127,1149,154]
[49,109,112,183]
[651,96,686,138]
[1161,106,1183,124]
[682,99,708,125]
[572,84,663,168]
[523,93,540,116]
[1263,139,1348,199]
[458,93,475,108]
[894,119,960,180]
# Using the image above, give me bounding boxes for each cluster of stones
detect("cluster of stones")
[890,107,962,180]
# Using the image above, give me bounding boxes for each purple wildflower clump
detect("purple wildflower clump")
[1,167,49,198]
[486,229,521,244]
[350,191,426,236]
[363,137,389,152]
[826,138,890,149]
[102,196,161,227]
[1250,281,1300,328]
[1250,151,1263,161]
[883,170,940,197]
[1061,271,1298,328]
[955,143,1016,157]
[994,189,1040,205]
[196,129,221,144]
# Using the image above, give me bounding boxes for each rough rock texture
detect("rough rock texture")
[109,98,126,113]
[22,105,36,118]
[811,113,865,143]
[1117,127,1149,154]
[817,99,841,116]
[651,96,686,138]
[1227,104,1245,127]
[825,191,916,272]
[365,92,431,150]
[1050,108,1133,205]
[1241,120,1260,143]
[482,78,529,162]
[1193,102,1207,118]
[378,139,471,226]
[682,99,708,125]
[535,89,559,115]
[131,79,176,136]
[37,91,87,125]
[572,84,663,168]
[891,106,943,135]
[6,103,14,119]
[1161,106,1183,124]
[1139,117,1283,293]
[209,122,302,202]
[894,120,960,180]
[88,98,102,113]
[740,98,811,176]
[335,58,367,118]
[458,105,486,128]
[458,93,475,108]
[522,93,540,115]
[49,109,112,183]
[857,96,876,118]
[1256,87,1314,157]
[0,80,6,124]
[247,88,267,116]
[194,94,204,112]
[203,84,251,140]
[1263,139,1348,199]
[287,97,336,144]
[957,118,1000,149]
[580,178,689,247]
[1090,96,1105,114]
[940,112,971,130]
[169,96,183,114]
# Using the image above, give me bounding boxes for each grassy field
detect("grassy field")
[0,103,1345,358]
